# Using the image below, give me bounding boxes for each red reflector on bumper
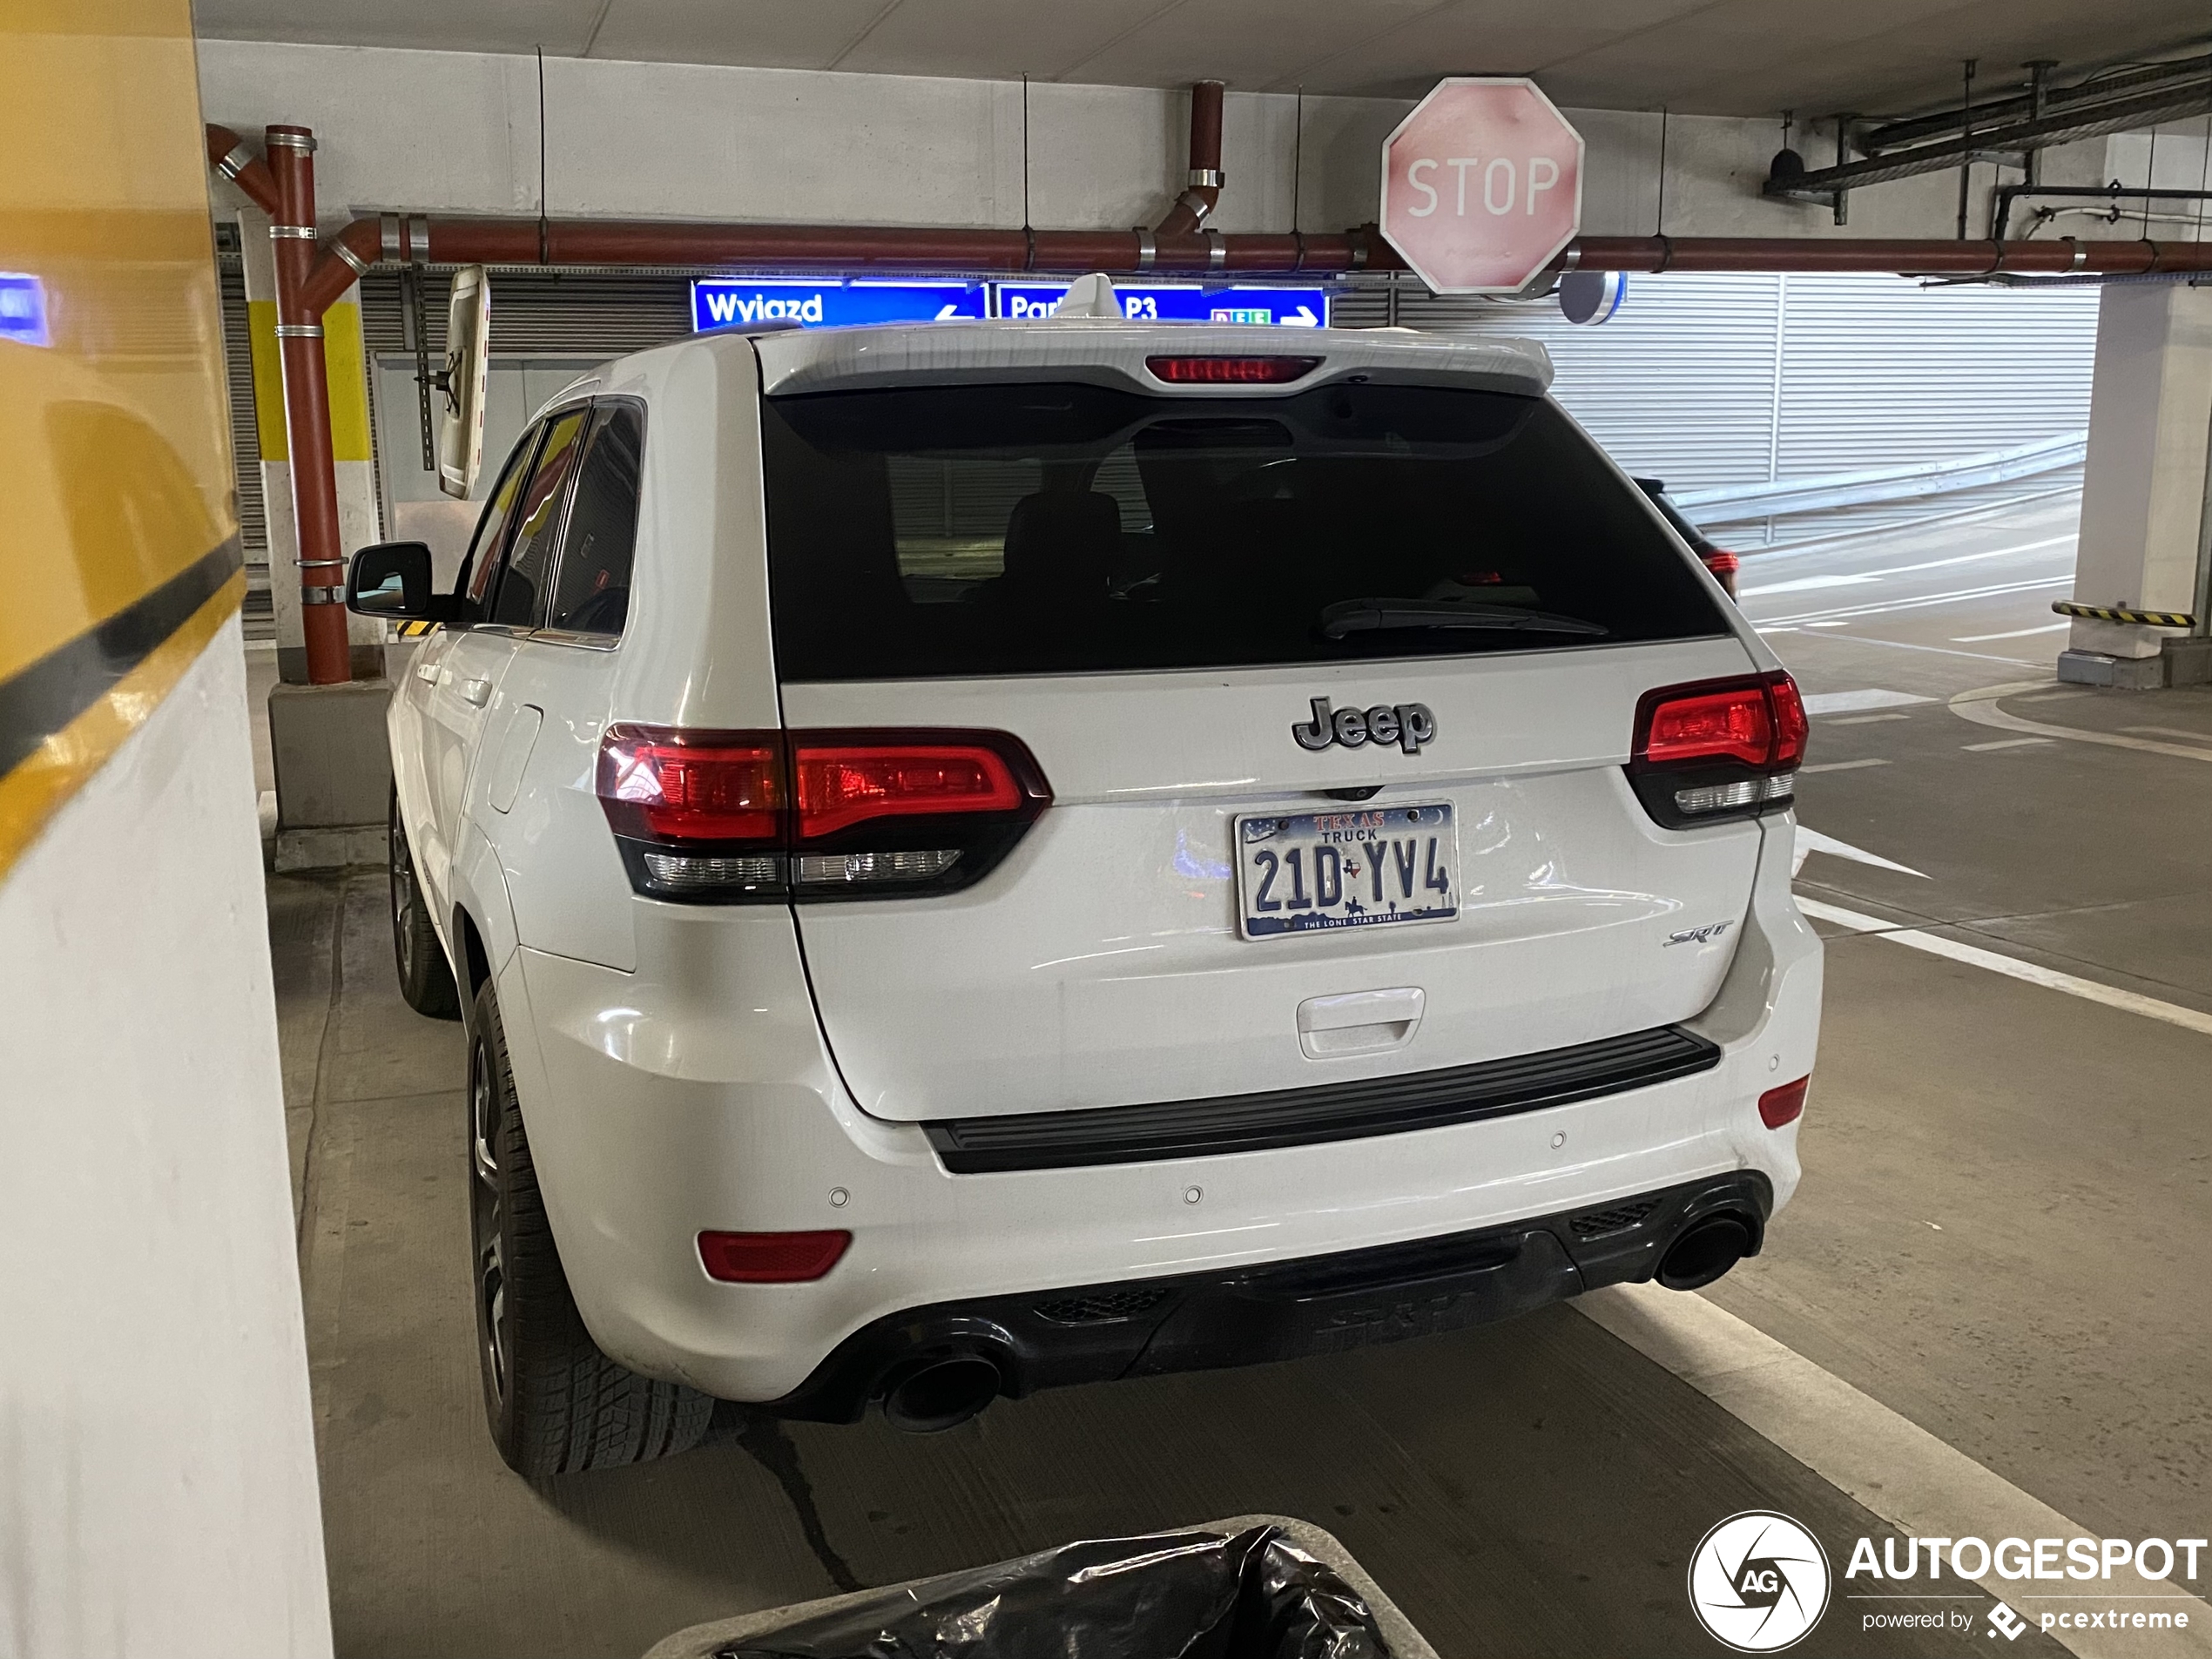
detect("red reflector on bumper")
[1758,1076,1810,1130]
[698,1230,851,1283]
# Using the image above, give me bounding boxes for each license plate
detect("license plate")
[1234,804,1458,939]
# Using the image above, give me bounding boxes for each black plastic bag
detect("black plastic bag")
[718,1524,1392,1659]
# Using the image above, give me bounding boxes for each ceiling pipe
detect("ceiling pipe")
[293,210,1399,298]
[1567,235,2211,275]
[1769,74,2212,200]
[259,125,355,686]
[1154,80,1226,239]
[286,207,2212,283]
[1864,51,2212,152]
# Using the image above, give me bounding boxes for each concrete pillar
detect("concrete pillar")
[2060,282,2212,688]
[238,204,387,684]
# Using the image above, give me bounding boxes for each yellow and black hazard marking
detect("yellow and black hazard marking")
[2051,600,2197,629]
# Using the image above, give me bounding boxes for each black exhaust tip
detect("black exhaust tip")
[882,1355,1001,1434]
[1656,1214,1754,1291]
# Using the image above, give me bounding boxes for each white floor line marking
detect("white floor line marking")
[1807,635,2042,667]
[1952,622,2071,642]
[1802,689,1934,714]
[1827,711,1911,725]
[1962,737,2055,752]
[1576,1284,2212,1659]
[1801,758,1889,773]
[1756,575,2073,629]
[1740,573,1878,597]
[1794,895,2212,1037]
[1950,683,2212,764]
[1792,828,1929,879]
[1745,535,2078,596]
[2120,725,2212,745]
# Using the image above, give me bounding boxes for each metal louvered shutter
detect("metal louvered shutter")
[1771,274,2100,540]
[1337,271,1785,499]
[216,259,271,632]
[356,270,694,356]
[1337,271,2099,548]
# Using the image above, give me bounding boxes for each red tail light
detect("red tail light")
[1628,671,1804,827]
[1642,685,1775,767]
[1758,1076,1810,1130]
[1700,550,1741,599]
[795,743,1022,840]
[597,729,783,841]
[698,1230,850,1283]
[1145,355,1321,384]
[597,725,1049,902]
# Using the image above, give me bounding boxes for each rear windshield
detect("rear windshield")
[762,380,1726,681]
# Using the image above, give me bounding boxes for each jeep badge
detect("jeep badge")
[1291,697,1436,756]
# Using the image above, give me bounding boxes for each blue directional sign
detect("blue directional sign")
[691,278,989,333]
[994,281,1329,327]
[0,271,51,347]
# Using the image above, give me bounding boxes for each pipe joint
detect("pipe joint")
[1187,168,1224,188]
[1205,229,1226,271]
[265,128,318,152]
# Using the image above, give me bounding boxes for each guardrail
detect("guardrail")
[1670,431,2087,523]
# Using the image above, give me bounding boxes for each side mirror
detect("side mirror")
[346,542,458,622]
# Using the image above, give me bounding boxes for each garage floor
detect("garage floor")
[266,503,2210,1658]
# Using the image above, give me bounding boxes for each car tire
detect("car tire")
[389,787,462,1020]
[468,978,712,1477]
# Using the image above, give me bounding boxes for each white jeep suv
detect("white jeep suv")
[348,314,1821,1477]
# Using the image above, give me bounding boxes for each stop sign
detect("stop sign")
[1380,78,1585,294]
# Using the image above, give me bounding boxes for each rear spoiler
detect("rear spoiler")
[748,320,1553,401]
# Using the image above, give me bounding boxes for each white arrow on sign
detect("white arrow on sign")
[934,303,962,320]
[1283,307,1319,327]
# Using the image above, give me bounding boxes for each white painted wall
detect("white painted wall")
[2068,282,2212,661]
[0,618,333,1659]
[196,40,2083,244]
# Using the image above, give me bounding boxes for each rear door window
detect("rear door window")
[546,402,643,637]
[487,408,588,630]
[762,381,1728,681]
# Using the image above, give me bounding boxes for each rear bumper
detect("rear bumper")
[498,817,1821,1405]
[769,1170,1770,1422]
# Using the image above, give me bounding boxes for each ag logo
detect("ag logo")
[1688,1511,1831,1652]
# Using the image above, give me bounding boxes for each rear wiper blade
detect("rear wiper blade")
[1318,598,1609,639]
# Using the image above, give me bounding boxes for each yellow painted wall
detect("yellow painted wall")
[0,0,244,868]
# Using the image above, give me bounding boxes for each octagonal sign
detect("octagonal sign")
[1381,78,1585,294]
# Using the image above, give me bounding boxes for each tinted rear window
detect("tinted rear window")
[763,381,1725,681]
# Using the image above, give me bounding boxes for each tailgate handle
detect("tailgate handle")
[1298,987,1425,1060]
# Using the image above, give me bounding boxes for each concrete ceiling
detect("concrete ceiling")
[191,0,2210,118]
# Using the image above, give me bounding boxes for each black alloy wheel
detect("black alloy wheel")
[466,978,712,1477]
[388,786,462,1019]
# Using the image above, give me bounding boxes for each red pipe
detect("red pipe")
[1155,81,1225,237]
[205,124,280,217]
[262,125,354,686]
[293,209,2212,285]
